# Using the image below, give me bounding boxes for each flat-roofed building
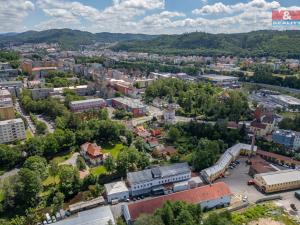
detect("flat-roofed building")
[199,74,239,87]
[201,143,257,183]
[254,170,300,193]
[0,118,25,143]
[269,94,300,112]
[70,98,106,113]
[111,97,147,118]
[122,182,231,224]
[54,206,115,225]
[127,163,191,197]
[104,181,129,203]
[0,97,15,120]
[0,89,12,99]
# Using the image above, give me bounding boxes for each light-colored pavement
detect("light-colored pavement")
[0,168,19,181]
[36,114,54,133]
[59,152,79,167]
[219,157,300,220]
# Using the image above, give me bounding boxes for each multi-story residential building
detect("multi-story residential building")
[0,118,26,143]
[80,142,107,166]
[0,89,12,99]
[126,163,191,197]
[111,97,147,118]
[0,81,23,97]
[254,170,300,193]
[70,98,106,113]
[0,97,15,120]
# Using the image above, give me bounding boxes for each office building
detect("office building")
[122,182,231,224]
[127,163,191,196]
[272,129,300,149]
[254,170,300,193]
[0,118,26,143]
[70,98,106,113]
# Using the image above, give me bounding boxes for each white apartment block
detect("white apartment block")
[0,118,26,143]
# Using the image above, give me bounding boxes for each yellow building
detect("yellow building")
[254,170,300,193]
[0,105,15,120]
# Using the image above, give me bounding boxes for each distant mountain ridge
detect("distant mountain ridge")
[0,29,157,49]
[112,30,300,58]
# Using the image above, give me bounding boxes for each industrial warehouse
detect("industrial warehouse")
[254,170,300,193]
[201,143,257,183]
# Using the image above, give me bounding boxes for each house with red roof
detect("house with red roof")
[122,182,231,224]
[80,142,107,166]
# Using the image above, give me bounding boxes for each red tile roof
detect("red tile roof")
[257,150,300,165]
[250,121,267,129]
[127,182,231,220]
[81,142,103,158]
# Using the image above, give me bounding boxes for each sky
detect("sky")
[0,0,299,34]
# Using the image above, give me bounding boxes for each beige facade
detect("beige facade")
[0,106,15,120]
[254,170,300,193]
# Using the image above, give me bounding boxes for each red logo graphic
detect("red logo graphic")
[272,10,300,21]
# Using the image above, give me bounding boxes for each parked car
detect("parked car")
[247,179,255,185]
[242,195,248,202]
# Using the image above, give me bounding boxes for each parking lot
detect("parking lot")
[219,157,300,219]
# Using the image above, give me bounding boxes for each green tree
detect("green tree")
[36,121,47,135]
[134,214,164,225]
[76,156,86,171]
[168,127,181,142]
[15,168,43,208]
[52,192,65,213]
[58,165,81,197]
[103,155,115,174]
[23,156,48,180]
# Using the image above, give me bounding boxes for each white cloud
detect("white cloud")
[193,0,280,15]
[0,0,34,32]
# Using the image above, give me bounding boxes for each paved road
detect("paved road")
[0,168,19,181]
[15,99,36,134]
[36,114,54,133]
[59,153,79,167]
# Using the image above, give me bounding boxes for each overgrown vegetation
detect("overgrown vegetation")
[145,78,250,121]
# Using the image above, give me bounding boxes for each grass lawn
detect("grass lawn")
[0,189,4,202]
[102,143,124,159]
[50,151,74,164]
[25,129,33,139]
[90,165,107,176]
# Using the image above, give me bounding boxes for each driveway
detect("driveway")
[59,152,79,167]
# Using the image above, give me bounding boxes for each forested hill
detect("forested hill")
[112,30,300,58]
[0,29,157,49]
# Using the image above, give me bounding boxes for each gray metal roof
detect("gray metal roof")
[127,169,153,186]
[159,162,190,178]
[54,206,115,225]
